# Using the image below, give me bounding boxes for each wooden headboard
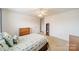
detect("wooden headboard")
[19,28,31,36]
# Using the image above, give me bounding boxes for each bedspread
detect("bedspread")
[8,33,47,51]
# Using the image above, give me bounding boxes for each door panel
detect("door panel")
[46,23,49,36]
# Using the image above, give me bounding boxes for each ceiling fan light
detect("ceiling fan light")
[38,14,43,17]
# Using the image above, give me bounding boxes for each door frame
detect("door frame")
[46,23,49,36]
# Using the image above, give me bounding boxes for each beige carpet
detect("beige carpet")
[47,36,69,51]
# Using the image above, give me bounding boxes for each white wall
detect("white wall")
[0,9,1,32]
[2,9,40,36]
[41,18,44,32]
[43,9,79,41]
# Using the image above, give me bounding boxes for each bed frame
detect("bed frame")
[19,28,48,51]
[39,42,48,51]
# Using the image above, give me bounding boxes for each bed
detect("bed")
[9,33,48,51]
[0,28,48,51]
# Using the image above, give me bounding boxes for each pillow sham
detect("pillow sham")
[0,39,9,51]
[2,32,13,47]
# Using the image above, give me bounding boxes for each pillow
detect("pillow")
[2,32,11,39]
[2,32,13,47]
[13,35,19,44]
[0,39,9,51]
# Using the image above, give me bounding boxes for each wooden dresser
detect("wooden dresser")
[19,28,31,36]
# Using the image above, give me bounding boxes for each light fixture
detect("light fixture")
[36,8,48,18]
[38,14,43,18]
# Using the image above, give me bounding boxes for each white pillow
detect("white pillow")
[2,32,11,39]
[0,39,9,51]
[2,32,13,47]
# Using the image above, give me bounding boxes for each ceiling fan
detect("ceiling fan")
[36,8,48,18]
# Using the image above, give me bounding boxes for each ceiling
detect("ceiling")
[6,8,78,18]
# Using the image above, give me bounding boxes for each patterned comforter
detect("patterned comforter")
[9,33,47,51]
